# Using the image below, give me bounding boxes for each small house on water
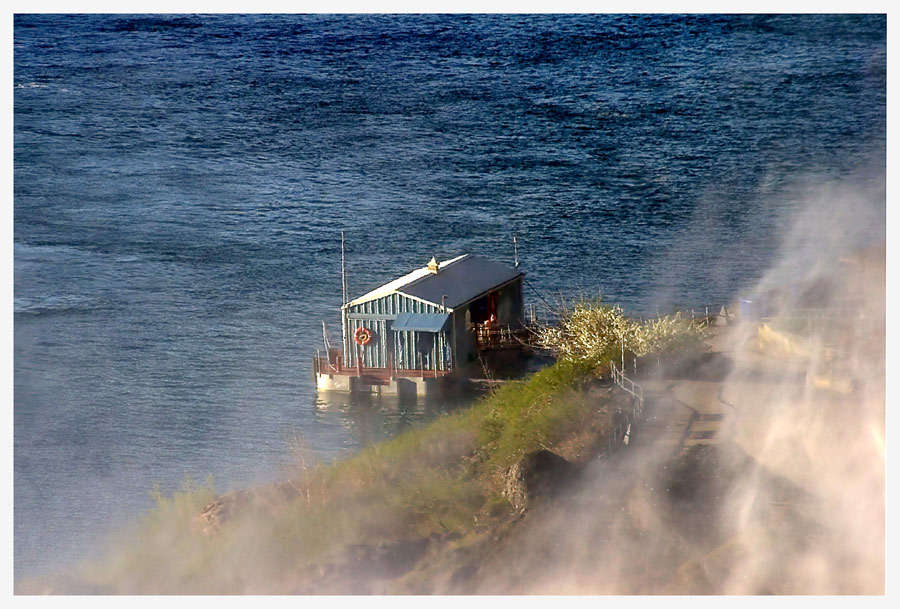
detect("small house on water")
[314,254,526,396]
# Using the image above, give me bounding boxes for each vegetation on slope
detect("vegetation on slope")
[28,303,707,593]
[533,300,709,366]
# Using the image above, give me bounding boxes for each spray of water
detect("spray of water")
[459,173,885,594]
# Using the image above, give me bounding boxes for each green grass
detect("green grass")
[55,355,600,593]
[57,300,699,592]
[474,358,597,476]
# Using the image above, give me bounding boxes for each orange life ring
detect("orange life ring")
[354,326,373,346]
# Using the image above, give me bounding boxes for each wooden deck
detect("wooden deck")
[473,325,532,351]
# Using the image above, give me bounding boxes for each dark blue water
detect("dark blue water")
[14,14,886,578]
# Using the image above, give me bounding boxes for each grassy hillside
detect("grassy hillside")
[22,304,707,593]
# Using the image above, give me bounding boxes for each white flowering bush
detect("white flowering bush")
[632,311,706,356]
[533,301,707,365]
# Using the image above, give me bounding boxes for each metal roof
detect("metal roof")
[345,254,467,308]
[398,254,523,309]
[345,254,523,310]
[391,312,451,333]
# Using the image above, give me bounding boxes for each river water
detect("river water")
[13,14,885,577]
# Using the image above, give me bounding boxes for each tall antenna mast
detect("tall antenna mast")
[513,234,519,269]
[341,230,348,305]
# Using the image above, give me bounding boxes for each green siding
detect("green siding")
[343,293,448,371]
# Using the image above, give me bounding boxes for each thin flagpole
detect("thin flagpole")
[341,231,347,305]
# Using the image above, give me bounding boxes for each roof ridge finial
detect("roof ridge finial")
[427,255,439,273]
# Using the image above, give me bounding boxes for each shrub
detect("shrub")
[533,300,708,364]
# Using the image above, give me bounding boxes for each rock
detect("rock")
[196,489,252,535]
[196,481,300,536]
[308,537,432,592]
[502,449,578,512]
[343,538,431,579]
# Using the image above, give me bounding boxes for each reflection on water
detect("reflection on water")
[307,351,554,461]
[311,391,477,461]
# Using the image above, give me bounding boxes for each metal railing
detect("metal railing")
[472,324,530,350]
[598,361,646,454]
[610,361,644,416]
[636,304,725,325]
[313,352,450,380]
[314,348,341,373]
